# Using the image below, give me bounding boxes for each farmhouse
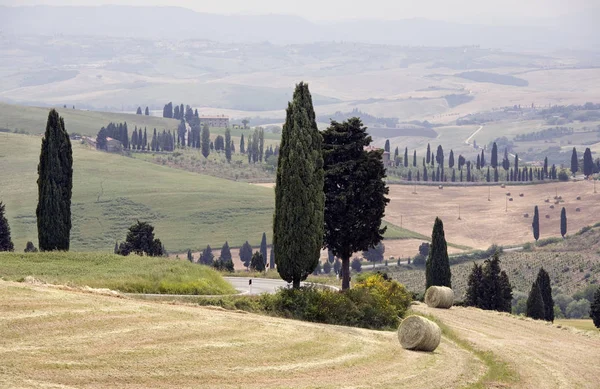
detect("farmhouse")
[199,115,229,128]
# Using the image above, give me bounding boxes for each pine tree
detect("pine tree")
[590,287,600,328]
[413,150,417,167]
[384,139,390,153]
[532,205,540,241]
[117,221,163,257]
[260,232,268,267]
[142,128,147,151]
[465,263,483,307]
[535,267,554,322]
[449,149,454,168]
[220,241,232,261]
[543,157,549,179]
[526,281,545,320]
[491,142,498,168]
[404,147,408,167]
[425,217,451,289]
[560,207,567,238]
[240,133,245,154]
[571,147,578,176]
[583,147,593,177]
[37,109,73,251]
[480,149,485,167]
[225,127,232,162]
[201,123,210,158]
[0,202,14,251]
[499,270,513,312]
[274,83,324,288]
[514,153,519,173]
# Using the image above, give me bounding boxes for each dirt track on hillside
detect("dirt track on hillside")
[414,303,600,389]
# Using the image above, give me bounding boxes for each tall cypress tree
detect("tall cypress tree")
[526,281,545,320]
[561,207,567,238]
[220,241,232,261]
[274,82,324,288]
[0,202,14,251]
[426,143,431,164]
[535,267,554,322]
[260,232,268,267]
[323,117,389,290]
[480,149,485,167]
[413,150,417,167]
[571,147,578,176]
[404,147,408,167]
[583,147,593,177]
[240,133,245,154]
[269,247,275,271]
[201,123,210,158]
[225,127,232,162]
[590,287,600,328]
[449,149,454,168]
[465,262,483,307]
[532,206,540,241]
[384,139,390,153]
[491,142,498,168]
[425,217,451,289]
[37,110,73,251]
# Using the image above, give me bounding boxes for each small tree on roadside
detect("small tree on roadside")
[0,202,14,252]
[239,241,253,269]
[526,281,545,320]
[560,207,567,238]
[590,287,600,328]
[250,251,265,272]
[425,217,451,289]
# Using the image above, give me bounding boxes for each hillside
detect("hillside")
[388,227,600,297]
[0,132,274,252]
[0,102,178,136]
[0,281,485,389]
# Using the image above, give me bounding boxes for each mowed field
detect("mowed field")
[385,181,600,250]
[0,102,179,136]
[0,132,274,252]
[0,281,486,389]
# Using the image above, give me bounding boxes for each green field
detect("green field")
[0,102,179,137]
[555,319,598,332]
[0,252,235,295]
[0,132,275,252]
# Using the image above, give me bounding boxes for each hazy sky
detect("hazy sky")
[0,0,596,23]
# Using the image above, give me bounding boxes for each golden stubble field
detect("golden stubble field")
[0,282,484,389]
[385,181,600,250]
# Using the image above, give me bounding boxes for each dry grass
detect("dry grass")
[386,181,600,250]
[0,281,485,389]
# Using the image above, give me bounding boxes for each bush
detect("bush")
[558,170,569,181]
[412,254,426,266]
[351,258,362,272]
[536,237,562,247]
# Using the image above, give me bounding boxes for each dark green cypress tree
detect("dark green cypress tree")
[571,147,578,176]
[260,232,268,266]
[199,245,214,265]
[583,147,593,177]
[136,107,142,115]
[187,249,193,262]
[413,150,417,167]
[142,128,147,151]
[384,139,390,153]
[250,251,265,272]
[220,241,232,261]
[436,145,444,168]
[0,202,14,251]
[532,205,540,241]
[561,207,567,238]
[426,143,431,164]
[269,247,275,271]
[404,147,408,167]
[486,166,491,182]
[590,287,600,328]
[480,149,485,167]
[37,109,73,251]
[449,149,454,168]
[225,127,232,162]
[274,82,324,288]
[465,262,483,307]
[240,134,245,154]
[535,267,554,322]
[425,217,451,289]
[239,241,253,269]
[499,270,513,312]
[526,281,545,320]
[491,142,498,168]
[201,123,210,158]
[543,157,548,179]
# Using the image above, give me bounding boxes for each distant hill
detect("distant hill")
[0,5,598,50]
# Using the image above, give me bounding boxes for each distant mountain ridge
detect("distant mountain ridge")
[0,5,598,50]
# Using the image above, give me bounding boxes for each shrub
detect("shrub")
[536,237,562,247]
[351,257,362,272]
[558,170,569,181]
[412,254,426,266]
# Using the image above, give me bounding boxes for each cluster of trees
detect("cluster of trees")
[115,221,164,257]
[136,106,150,116]
[0,202,14,252]
[464,253,513,312]
[524,267,554,321]
[96,122,130,150]
[163,103,196,121]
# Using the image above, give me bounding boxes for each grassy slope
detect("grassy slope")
[0,132,274,252]
[0,102,179,136]
[0,281,485,389]
[0,252,235,294]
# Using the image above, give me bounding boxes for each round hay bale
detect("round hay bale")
[506,192,511,196]
[550,205,555,209]
[424,286,454,309]
[438,185,443,190]
[523,213,529,218]
[576,196,581,200]
[509,198,513,201]
[398,315,441,352]
[500,184,506,188]
[545,214,550,219]
[576,208,581,212]
[519,193,524,197]
[544,199,550,203]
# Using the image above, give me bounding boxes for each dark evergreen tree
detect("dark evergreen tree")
[24,241,38,253]
[480,149,485,167]
[477,154,481,170]
[590,287,600,328]
[214,135,225,151]
[145,106,149,116]
[240,133,245,154]
[0,202,14,251]
[413,150,417,167]
[499,270,513,312]
[96,127,108,150]
[327,249,335,264]
[322,117,388,290]
[274,83,324,288]
[571,147,578,176]
[502,148,510,171]
[583,147,594,177]
[37,110,72,251]
[269,247,275,270]
[536,267,554,322]
[117,221,163,256]
[561,207,567,238]
[426,143,431,164]
[486,166,491,182]
[173,105,180,120]
[384,139,390,153]
[199,245,214,266]
[258,127,265,162]
[404,147,408,167]
[250,251,265,272]
[465,262,483,308]
[163,102,173,118]
[225,127,232,162]
[543,157,549,179]
[532,205,540,241]
[362,242,385,264]
[239,241,253,269]
[142,128,147,151]
[423,166,428,181]
[260,232,268,267]
[187,249,193,262]
[449,149,454,168]
[451,168,456,182]
[201,123,210,158]
[526,281,545,320]
[480,253,512,312]
[136,107,142,115]
[514,153,519,173]
[220,241,232,261]
[436,145,444,168]
[491,142,498,168]
[425,217,451,289]
[494,167,499,182]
